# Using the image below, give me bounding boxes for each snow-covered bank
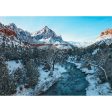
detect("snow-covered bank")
[6,59,66,96]
[15,85,34,96]
[67,56,96,74]
[86,74,112,95]
[67,56,112,96]
[14,64,66,96]
[34,64,66,95]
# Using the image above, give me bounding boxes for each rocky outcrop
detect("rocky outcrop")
[100,29,112,37]
[0,28,17,37]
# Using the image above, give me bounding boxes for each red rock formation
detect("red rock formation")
[100,29,112,37]
[0,28,17,37]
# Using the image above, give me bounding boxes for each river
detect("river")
[41,62,88,96]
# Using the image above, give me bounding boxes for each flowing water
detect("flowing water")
[41,62,88,96]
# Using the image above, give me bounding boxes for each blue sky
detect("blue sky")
[0,16,112,41]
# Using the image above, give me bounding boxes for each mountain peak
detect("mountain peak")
[32,26,56,37]
[100,29,112,37]
[8,23,17,30]
[43,26,49,30]
[41,26,52,34]
[96,29,112,41]
[0,22,4,28]
[9,23,16,26]
[32,26,63,43]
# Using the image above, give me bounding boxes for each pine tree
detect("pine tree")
[0,56,16,95]
[24,59,39,88]
[14,68,25,86]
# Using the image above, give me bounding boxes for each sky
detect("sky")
[0,16,112,42]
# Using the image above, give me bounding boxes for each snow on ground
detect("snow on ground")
[5,60,34,96]
[96,36,112,46]
[86,74,112,96]
[75,62,112,95]
[81,66,96,74]
[74,63,82,69]
[74,61,112,95]
[67,56,96,74]
[67,56,112,95]
[13,63,66,95]
[15,85,34,96]
[34,64,66,95]
[92,48,99,55]
[0,35,23,47]
[6,60,22,74]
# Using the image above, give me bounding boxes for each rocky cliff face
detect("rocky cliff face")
[0,22,78,50]
[97,29,112,41]
[0,23,65,46]
[0,23,17,37]
[100,29,112,37]
[32,26,63,44]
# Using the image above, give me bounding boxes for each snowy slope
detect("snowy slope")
[96,36,112,46]
[7,23,33,43]
[32,26,63,44]
[0,23,73,49]
[95,29,112,46]
[14,64,66,96]
[67,56,112,96]
[0,23,25,47]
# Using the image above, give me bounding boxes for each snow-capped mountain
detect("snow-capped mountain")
[0,22,73,49]
[0,22,95,49]
[6,23,33,43]
[96,29,112,46]
[99,29,112,38]
[0,22,23,47]
[0,22,33,45]
[32,26,63,44]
